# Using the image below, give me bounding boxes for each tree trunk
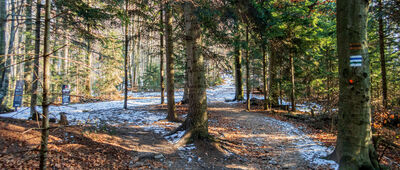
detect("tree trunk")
[24,0,33,95]
[39,0,51,169]
[165,1,177,121]
[290,54,296,111]
[123,0,129,109]
[0,0,8,111]
[181,61,189,104]
[262,44,268,110]
[269,45,279,106]
[0,0,7,112]
[130,16,139,87]
[85,0,92,97]
[245,25,250,110]
[331,0,380,169]
[30,0,41,120]
[179,1,208,142]
[234,26,243,101]
[378,0,387,109]
[160,0,165,104]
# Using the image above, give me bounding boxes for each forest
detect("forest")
[0,0,399,169]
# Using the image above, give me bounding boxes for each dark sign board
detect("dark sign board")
[13,80,24,108]
[62,85,70,105]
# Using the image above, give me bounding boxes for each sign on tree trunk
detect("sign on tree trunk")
[13,80,24,108]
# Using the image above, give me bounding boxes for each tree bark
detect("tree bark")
[181,61,189,104]
[39,0,51,169]
[261,44,268,110]
[268,44,279,106]
[160,0,165,104]
[30,0,41,120]
[245,25,250,110]
[24,0,33,95]
[234,26,243,101]
[332,0,380,169]
[85,0,92,97]
[123,0,129,109]
[179,1,208,141]
[290,54,296,111]
[0,0,7,111]
[378,0,387,109]
[165,1,177,121]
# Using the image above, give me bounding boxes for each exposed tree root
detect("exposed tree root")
[327,145,383,170]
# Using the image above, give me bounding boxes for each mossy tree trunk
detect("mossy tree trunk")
[268,44,279,106]
[332,0,380,169]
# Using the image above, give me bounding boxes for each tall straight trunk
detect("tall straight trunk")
[130,16,139,87]
[290,54,296,111]
[0,0,16,110]
[85,0,92,96]
[234,27,243,101]
[262,44,268,110]
[130,15,136,90]
[378,0,387,109]
[63,34,69,79]
[30,0,41,119]
[165,1,177,121]
[123,0,129,109]
[332,0,380,169]
[159,1,164,104]
[24,0,33,94]
[180,1,208,140]
[245,25,250,110]
[134,17,141,86]
[269,45,279,106]
[0,0,7,111]
[39,0,51,169]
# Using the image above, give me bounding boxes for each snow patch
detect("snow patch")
[263,117,338,169]
[165,130,186,144]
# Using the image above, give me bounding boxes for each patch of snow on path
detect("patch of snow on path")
[263,117,338,169]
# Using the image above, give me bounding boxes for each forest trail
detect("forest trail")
[204,101,337,169]
[0,76,338,169]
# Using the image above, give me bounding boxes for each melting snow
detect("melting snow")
[263,117,338,169]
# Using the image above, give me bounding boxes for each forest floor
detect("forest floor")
[0,76,398,169]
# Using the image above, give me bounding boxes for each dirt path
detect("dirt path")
[125,101,338,169]
[207,102,310,169]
